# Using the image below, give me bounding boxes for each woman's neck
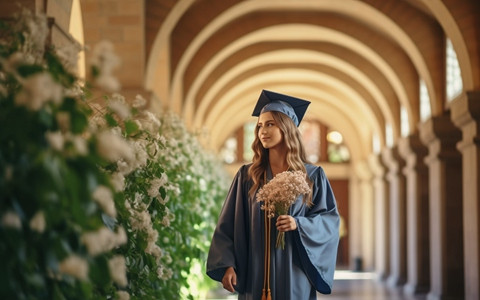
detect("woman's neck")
[268,147,288,176]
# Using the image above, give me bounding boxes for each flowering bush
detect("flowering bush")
[98,94,230,299]
[0,10,228,300]
[0,11,128,299]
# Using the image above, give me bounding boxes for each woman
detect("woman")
[207,90,340,300]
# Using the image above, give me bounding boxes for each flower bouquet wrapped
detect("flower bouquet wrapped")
[256,170,311,249]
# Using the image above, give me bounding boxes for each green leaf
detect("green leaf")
[124,120,139,136]
[17,64,44,77]
[105,113,118,127]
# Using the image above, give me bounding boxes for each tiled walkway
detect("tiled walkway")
[206,270,427,300]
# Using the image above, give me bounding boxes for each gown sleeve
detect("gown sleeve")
[206,165,249,293]
[293,165,340,294]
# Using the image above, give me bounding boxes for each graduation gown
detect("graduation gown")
[206,163,340,300]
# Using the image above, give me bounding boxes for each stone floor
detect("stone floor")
[326,270,426,300]
[206,270,427,300]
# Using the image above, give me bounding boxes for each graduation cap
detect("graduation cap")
[252,89,311,126]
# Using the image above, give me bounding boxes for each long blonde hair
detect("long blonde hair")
[248,111,312,203]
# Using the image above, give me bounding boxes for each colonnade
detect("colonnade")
[353,91,480,300]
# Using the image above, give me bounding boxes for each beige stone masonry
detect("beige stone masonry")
[420,114,464,300]
[368,153,390,280]
[398,134,430,296]
[382,146,407,288]
[451,91,480,300]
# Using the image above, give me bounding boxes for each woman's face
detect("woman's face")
[257,111,284,149]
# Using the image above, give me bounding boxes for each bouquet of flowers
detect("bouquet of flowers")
[256,170,311,249]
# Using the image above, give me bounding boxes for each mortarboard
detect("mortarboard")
[251,89,311,126]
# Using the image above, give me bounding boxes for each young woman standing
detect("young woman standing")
[207,90,340,300]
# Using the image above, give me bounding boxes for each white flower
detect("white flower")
[2,52,24,73]
[147,174,168,198]
[109,99,130,120]
[56,112,70,132]
[110,172,125,192]
[71,135,88,155]
[81,226,127,256]
[96,75,120,92]
[25,13,48,55]
[92,185,116,217]
[116,226,128,245]
[55,43,81,73]
[199,178,207,191]
[58,255,89,281]
[158,267,173,280]
[117,291,130,300]
[137,111,161,133]
[1,211,22,229]
[161,215,171,227]
[45,131,64,151]
[15,73,63,110]
[29,211,46,233]
[96,130,134,162]
[90,40,121,92]
[132,94,147,108]
[157,194,169,205]
[108,255,128,287]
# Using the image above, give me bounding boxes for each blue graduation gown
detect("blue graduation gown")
[206,163,340,300]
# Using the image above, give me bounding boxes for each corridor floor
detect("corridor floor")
[206,270,427,300]
[326,270,426,300]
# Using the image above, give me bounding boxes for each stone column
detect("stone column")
[368,153,389,280]
[352,160,375,271]
[420,114,464,300]
[382,147,407,287]
[451,91,480,300]
[398,134,430,295]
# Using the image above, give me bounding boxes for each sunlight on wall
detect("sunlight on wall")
[69,0,85,79]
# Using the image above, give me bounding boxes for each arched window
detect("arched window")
[400,106,409,137]
[326,130,350,163]
[419,79,431,122]
[219,137,237,164]
[372,133,381,154]
[385,123,393,148]
[243,122,256,162]
[299,120,321,163]
[446,38,463,102]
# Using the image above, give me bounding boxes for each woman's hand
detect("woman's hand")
[222,267,237,293]
[276,215,297,232]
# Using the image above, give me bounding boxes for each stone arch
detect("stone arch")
[418,0,477,90]
[162,0,439,121]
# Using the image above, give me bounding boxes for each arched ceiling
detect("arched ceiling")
[144,0,480,162]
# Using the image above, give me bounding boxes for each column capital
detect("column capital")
[451,91,480,128]
[368,153,387,177]
[398,133,428,170]
[381,146,405,178]
[353,160,373,182]
[451,91,480,151]
[419,113,462,163]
